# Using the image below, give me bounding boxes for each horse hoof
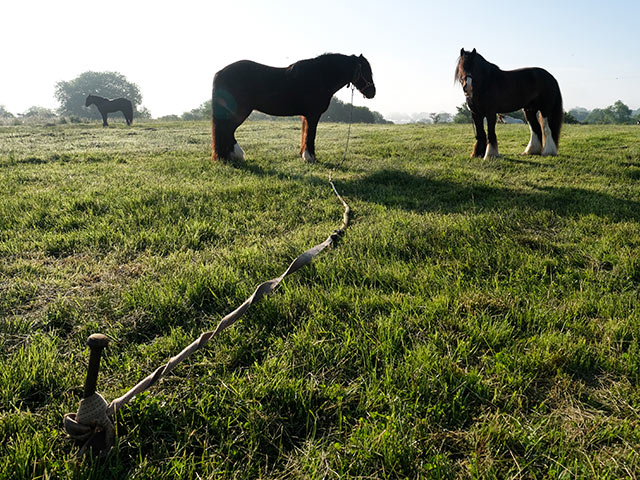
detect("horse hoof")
[229,144,245,162]
[483,144,500,159]
[302,150,316,163]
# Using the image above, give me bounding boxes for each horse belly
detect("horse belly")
[254,94,304,117]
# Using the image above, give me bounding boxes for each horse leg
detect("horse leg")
[101,112,108,127]
[300,116,309,159]
[228,109,252,162]
[300,114,319,162]
[212,115,236,161]
[230,133,245,162]
[484,113,500,159]
[540,106,560,156]
[470,113,486,158]
[212,103,250,162]
[523,109,543,155]
[213,118,244,162]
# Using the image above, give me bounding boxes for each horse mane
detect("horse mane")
[454,49,500,87]
[289,53,353,70]
[475,53,500,76]
[454,54,464,85]
[287,53,357,86]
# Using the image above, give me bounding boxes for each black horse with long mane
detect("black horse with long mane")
[455,48,563,158]
[85,95,134,127]
[211,53,376,162]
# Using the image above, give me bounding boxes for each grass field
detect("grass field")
[1,120,640,479]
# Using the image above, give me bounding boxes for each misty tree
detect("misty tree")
[585,108,613,124]
[55,71,143,119]
[181,96,391,124]
[21,106,57,118]
[453,103,472,123]
[581,100,634,125]
[569,107,590,123]
[0,105,14,119]
[181,100,211,120]
[429,112,452,124]
[563,111,579,124]
[610,100,632,124]
[321,97,390,124]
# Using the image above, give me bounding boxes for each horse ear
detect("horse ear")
[472,48,476,55]
[460,48,465,57]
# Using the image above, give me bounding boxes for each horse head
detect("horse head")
[455,48,478,98]
[85,95,96,107]
[352,55,376,99]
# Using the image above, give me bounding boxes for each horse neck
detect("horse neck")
[478,57,501,79]
[322,54,357,93]
[472,57,501,92]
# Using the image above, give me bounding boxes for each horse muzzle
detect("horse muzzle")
[361,84,376,99]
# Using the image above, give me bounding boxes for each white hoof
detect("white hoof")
[540,117,558,156]
[483,143,500,159]
[229,143,245,161]
[524,131,542,155]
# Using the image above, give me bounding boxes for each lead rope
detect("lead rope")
[330,84,355,179]
[327,83,356,241]
[64,92,357,457]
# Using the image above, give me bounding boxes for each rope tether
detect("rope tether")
[64,92,357,457]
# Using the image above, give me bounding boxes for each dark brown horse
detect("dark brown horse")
[211,53,376,162]
[85,95,133,126]
[455,48,563,159]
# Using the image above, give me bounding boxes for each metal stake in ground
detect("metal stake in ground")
[84,334,110,397]
[63,334,115,457]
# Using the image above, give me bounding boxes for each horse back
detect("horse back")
[215,60,288,90]
[486,67,560,113]
[213,60,321,116]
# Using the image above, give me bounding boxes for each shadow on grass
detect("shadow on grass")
[233,159,640,222]
[339,168,640,222]
[107,162,637,473]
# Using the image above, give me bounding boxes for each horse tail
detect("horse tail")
[211,96,218,161]
[211,79,233,161]
[549,85,563,147]
[211,85,219,161]
[125,100,134,126]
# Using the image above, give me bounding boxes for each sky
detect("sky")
[2,0,639,121]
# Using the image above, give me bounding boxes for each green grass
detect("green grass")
[1,120,639,478]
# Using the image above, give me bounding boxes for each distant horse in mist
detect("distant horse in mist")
[211,53,376,162]
[85,95,133,126]
[455,48,563,159]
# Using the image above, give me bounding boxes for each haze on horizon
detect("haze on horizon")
[2,0,639,121]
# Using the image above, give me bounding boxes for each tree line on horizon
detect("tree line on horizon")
[451,100,640,125]
[1,71,638,126]
[173,96,391,124]
[0,71,389,125]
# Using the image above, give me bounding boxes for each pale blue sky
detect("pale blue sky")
[2,0,638,120]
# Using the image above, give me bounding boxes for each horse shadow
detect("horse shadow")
[337,168,640,222]
[230,154,640,223]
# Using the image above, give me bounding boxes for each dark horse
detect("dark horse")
[211,53,376,162]
[455,48,563,158]
[85,95,133,127]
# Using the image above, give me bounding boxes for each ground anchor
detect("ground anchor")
[63,334,115,457]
